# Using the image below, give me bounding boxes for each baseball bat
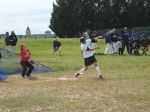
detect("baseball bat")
[96,28,116,39]
[103,28,116,37]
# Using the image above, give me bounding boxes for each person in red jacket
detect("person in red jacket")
[20,44,34,77]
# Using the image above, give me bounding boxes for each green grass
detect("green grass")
[0,38,150,112]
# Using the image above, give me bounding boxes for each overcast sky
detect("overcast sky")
[0,0,56,35]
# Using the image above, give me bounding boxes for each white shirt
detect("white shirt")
[117,41,122,48]
[86,38,92,48]
[81,43,93,58]
[80,37,92,48]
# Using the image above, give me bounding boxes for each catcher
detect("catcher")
[20,44,34,78]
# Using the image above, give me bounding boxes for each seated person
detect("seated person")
[141,37,149,55]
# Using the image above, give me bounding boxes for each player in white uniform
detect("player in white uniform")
[75,37,104,79]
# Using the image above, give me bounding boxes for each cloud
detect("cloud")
[0,0,55,34]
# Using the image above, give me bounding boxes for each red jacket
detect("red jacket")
[20,49,31,62]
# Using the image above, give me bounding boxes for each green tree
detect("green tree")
[50,0,80,37]
[50,0,150,38]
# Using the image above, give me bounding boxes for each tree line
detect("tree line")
[49,0,150,38]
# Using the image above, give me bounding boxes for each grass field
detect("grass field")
[0,38,150,112]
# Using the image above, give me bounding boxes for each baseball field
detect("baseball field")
[0,38,150,112]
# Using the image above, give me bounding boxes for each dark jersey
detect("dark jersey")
[9,35,18,46]
[90,35,97,43]
[122,31,129,43]
[53,40,61,49]
[105,35,112,43]
[5,36,11,46]
[141,39,149,48]
[111,33,118,42]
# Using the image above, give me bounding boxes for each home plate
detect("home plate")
[58,78,78,80]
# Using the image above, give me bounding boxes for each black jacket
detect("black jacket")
[5,36,11,46]
[9,35,17,46]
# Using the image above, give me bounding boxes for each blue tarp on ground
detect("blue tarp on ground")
[0,66,53,80]
[0,68,19,79]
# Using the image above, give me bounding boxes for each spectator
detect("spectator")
[128,37,134,55]
[121,27,130,54]
[5,32,11,54]
[111,31,118,54]
[141,37,149,55]
[9,31,18,54]
[130,29,137,40]
[104,33,113,55]
[117,37,123,55]
[131,39,140,55]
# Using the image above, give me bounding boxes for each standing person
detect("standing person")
[9,31,18,54]
[117,38,123,55]
[4,32,11,54]
[111,31,118,54]
[130,29,137,40]
[53,38,62,55]
[75,38,104,80]
[104,34,113,55]
[121,27,130,54]
[20,44,34,78]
